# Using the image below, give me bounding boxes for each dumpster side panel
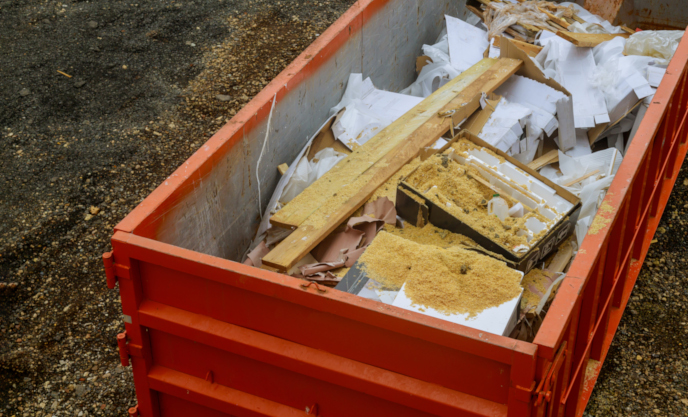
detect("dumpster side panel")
[531,33,688,417]
[111,230,539,416]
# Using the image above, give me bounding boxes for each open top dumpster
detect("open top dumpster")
[105,1,688,416]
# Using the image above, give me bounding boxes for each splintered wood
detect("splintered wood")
[262,58,523,271]
[528,149,559,171]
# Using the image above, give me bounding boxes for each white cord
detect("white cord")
[256,93,277,219]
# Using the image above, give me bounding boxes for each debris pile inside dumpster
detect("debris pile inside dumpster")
[243,1,684,340]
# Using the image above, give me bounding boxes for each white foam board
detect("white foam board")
[393,283,523,336]
[446,14,489,72]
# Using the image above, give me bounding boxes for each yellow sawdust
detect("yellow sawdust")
[359,232,523,317]
[367,157,422,204]
[404,154,551,250]
[382,223,477,249]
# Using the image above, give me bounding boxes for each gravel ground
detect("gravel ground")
[0,1,355,415]
[586,172,688,417]
[0,1,686,416]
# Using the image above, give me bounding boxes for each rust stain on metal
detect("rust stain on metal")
[584,0,625,23]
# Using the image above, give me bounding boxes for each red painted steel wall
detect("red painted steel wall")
[104,0,688,415]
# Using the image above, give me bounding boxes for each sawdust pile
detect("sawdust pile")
[382,223,477,249]
[368,157,422,204]
[359,232,523,317]
[405,153,550,250]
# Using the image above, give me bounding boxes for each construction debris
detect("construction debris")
[245,2,684,339]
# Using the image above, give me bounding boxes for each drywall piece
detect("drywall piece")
[537,37,610,129]
[331,74,423,149]
[477,98,532,153]
[565,130,593,158]
[500,37,576,151]
[512,147,538,165]
[495,75,563,138]
[628,100,650,152]
[575,174,615,247]
[576,148,623,177]
[446,15,489,72]
[392,282,523,336]
[648,66,667,88]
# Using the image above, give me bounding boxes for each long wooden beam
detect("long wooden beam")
[263,58,523,271]
[556,31,630,47]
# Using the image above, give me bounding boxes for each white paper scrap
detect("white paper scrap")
[446,15,489,72]
[332,74,422,150]
[648,66,667,88]
[536,38,609,129]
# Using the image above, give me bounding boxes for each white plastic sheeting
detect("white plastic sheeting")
[281,148,347,203]
[331,74,422,149]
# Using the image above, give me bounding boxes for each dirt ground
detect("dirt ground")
[0,1,686,416]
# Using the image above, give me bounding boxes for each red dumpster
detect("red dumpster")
[105,1,688,416]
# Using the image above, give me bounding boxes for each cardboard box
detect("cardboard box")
[395,130,581,274]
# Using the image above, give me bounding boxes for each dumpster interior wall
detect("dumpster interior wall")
[585,0,688,30]
[135,0,469,261]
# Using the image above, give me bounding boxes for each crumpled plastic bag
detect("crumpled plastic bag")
[401,35,460,98]
[484,1,568,39]
[280,148,346,203]
[590,55,656,119]
[624,30,684,66]
[568,21,608,34]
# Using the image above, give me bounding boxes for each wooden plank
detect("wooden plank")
[563,170,600,187]
[556,31,630,48]
[277,163,289,176]
[621,25,635,35]
[495,36,543,57]
[463,95,501,135]
[263,58,524,271]
[587,99,643,145]
[541,9,570,29]
[527,149,559,171]
[545,238,575,273]
[270,58,519,230]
